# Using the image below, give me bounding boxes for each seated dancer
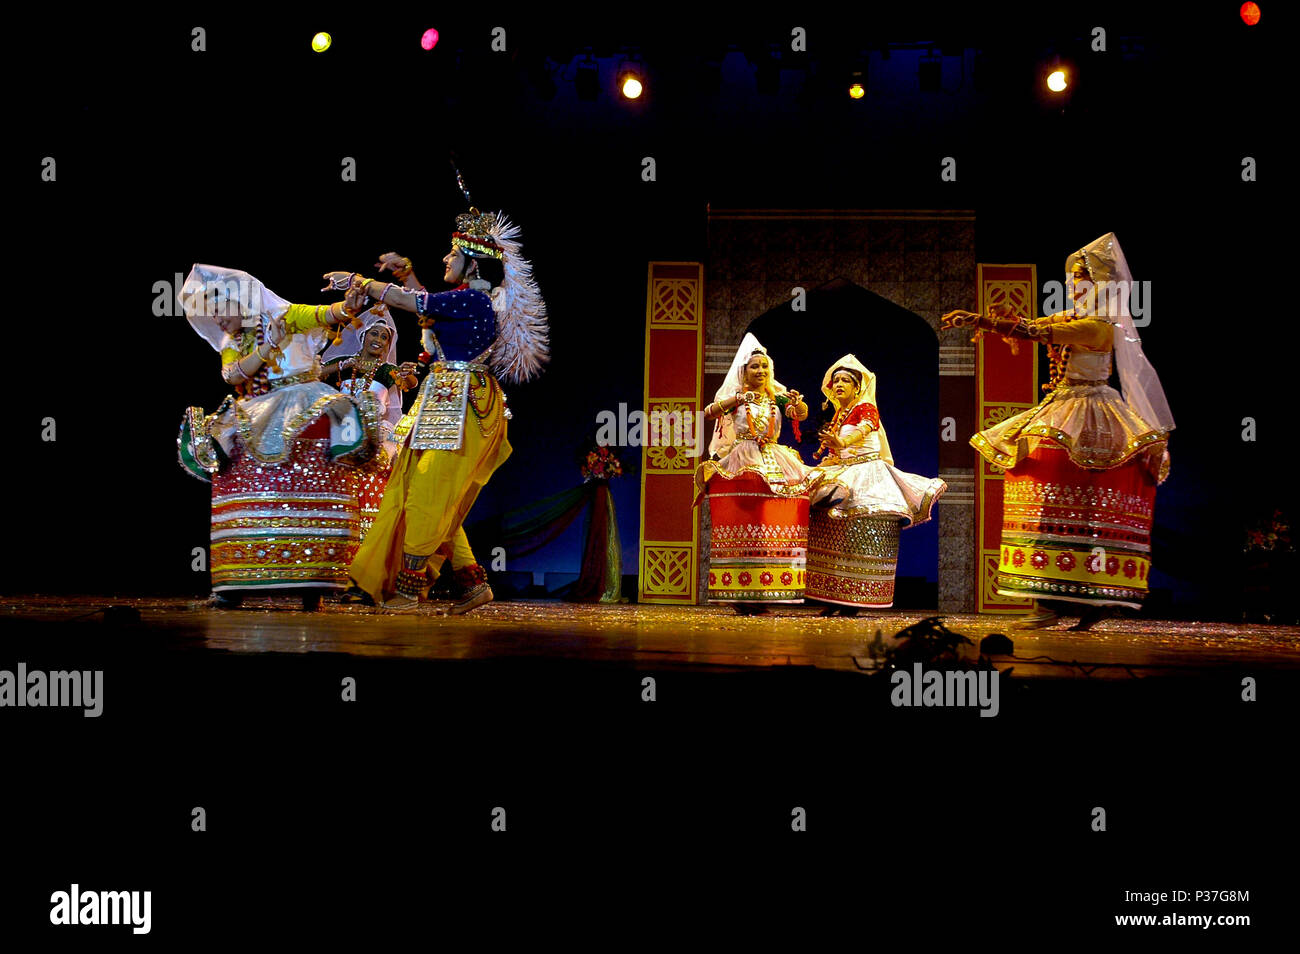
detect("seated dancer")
[320,305,418,543]
[327,204,548,615]
[177,264,380,610]
[695,333,818,614]
[807,356,947,614]
[942,232,1173,630]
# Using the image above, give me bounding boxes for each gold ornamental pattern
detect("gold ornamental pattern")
[983,549,1030,608]
[981,280,1033,320]
[650,279,700,328]
[641,545,693,597]
[644,400,698,472]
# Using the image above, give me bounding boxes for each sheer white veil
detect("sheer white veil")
[179,264,293,352]
[709,333,788,457]
[1067,233,1174,432]
[821,354,894,464]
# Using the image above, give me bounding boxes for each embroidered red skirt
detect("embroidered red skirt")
[209,418,361,591]
[706,472,809,602]
[997,444,1157,608]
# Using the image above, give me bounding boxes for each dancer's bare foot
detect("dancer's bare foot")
[379,594,421,613]
[442,584,493,616]
[1010,601,1058,629]
[338,585,375,606]
[1068,605,1114,631]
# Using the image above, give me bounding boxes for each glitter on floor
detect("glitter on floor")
[4,596,1298,677]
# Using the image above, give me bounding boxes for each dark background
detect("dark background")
[2,6,1290,943]
[8,5,1282,616]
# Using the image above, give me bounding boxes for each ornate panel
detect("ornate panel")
[639,264,704,603]
[975,265,1038,613]
[650,279,700,328]
[643,398,700,473]
[641,544,693,598]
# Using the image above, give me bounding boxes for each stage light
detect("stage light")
[618,62,644,100]
[421,28,440,50]
[1047,69,1067,92]
[311,32,331,53]
[848,81,865,99]
[1240,2,1261,25]
[575,56,599,101]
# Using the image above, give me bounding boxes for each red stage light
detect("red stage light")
[1240,3,1261,25]
[421,28,440,50]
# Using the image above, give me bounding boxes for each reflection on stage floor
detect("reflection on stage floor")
[4,596,1298,678]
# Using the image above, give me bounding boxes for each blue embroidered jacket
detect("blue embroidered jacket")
[415,285,496,361]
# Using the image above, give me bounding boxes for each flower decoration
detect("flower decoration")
[1243,510,1293,554]
[581,443,624,482]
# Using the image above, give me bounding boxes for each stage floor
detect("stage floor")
[4,595,1298,678]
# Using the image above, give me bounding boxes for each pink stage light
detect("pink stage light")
[421,28,440,50]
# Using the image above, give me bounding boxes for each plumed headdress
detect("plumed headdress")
[449,166,548,383]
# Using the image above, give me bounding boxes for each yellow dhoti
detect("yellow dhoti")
[349,373,511,602]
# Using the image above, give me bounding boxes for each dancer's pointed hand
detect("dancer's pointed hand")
[941,309,980,329]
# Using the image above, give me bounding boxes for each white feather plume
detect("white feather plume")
[486,212,549,384]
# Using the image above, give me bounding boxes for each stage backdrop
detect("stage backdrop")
[744,280,940,603]
[701,210,977,610]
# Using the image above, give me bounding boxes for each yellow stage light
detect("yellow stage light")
[312,32,332,53]
[1047,69,1067,92]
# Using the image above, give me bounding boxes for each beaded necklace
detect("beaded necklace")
[743,395,775,442]
[345,355,382,398]
[247,327,270,396]
[815,400,854,460]
[1045,343,1072,393]
[467,371,501,437]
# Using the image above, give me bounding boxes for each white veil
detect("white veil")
[1067,233,1174,433]
[322,306,403,427]
[179,263,293,352]
[820,354,894,464]
[708,332,789,457]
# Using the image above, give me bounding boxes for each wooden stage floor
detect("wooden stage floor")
[4,595,1298,679]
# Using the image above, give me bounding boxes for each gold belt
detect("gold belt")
[1063,378,1109,387]
[837,451,882,465]
[270,370,321,389]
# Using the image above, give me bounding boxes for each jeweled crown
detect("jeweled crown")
[452,207,504,260]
